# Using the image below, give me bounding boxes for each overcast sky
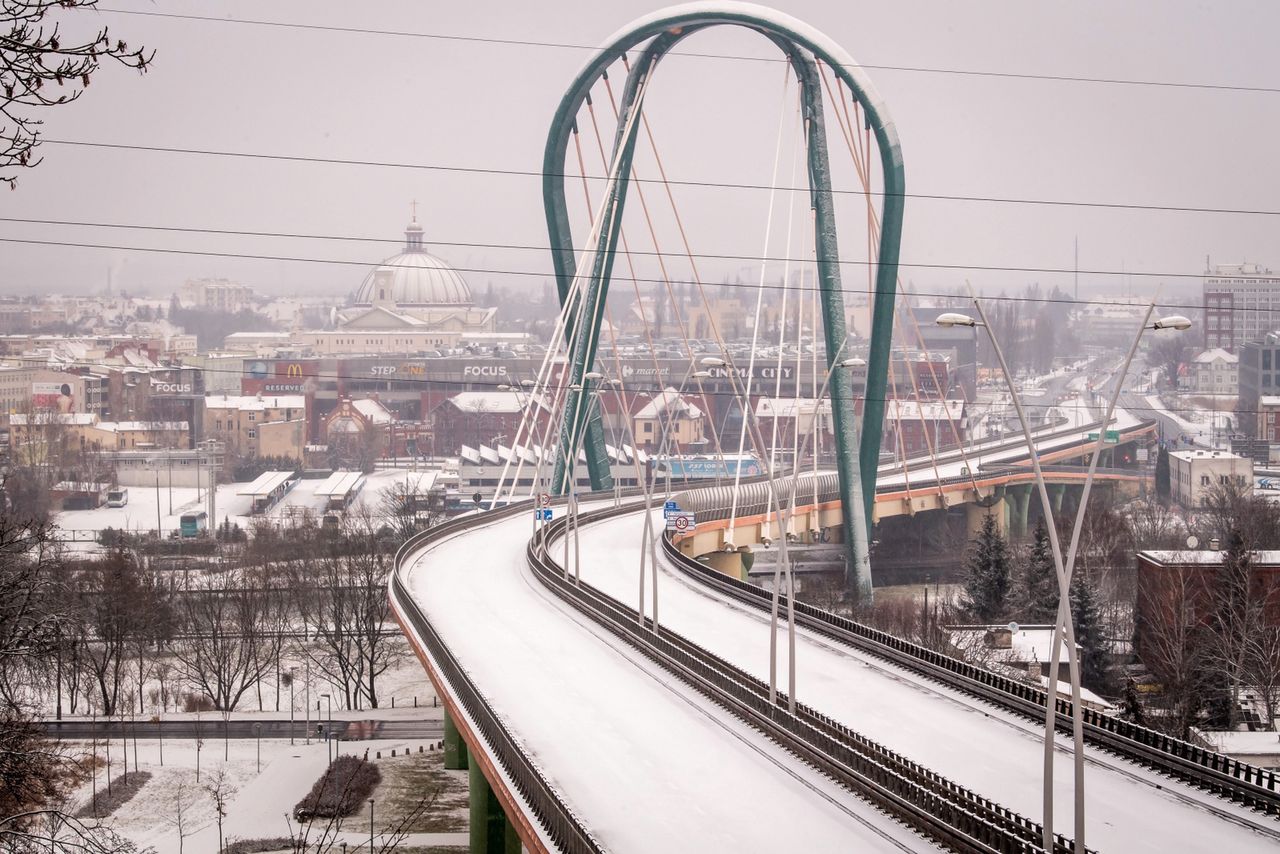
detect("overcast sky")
[1,0,1277,309]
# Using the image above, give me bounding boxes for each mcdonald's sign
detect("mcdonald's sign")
[274,361,313,378]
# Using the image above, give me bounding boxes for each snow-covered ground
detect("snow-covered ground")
[68,734,451,852]
[54,468,441,550]
[563,507,1280,853]
[398,502,936,853]
[1145,394,1233,448]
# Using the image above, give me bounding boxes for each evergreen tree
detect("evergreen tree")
[1016,517,1059,623]
[1154,446,1171,504]
[1070,569,1106,687]
[962,513,1012,621]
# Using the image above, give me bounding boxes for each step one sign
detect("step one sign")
[665,512,696,533]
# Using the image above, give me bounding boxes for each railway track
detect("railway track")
[667,482,1280,820]
[390,499,605,854]
[532,501,1084,854]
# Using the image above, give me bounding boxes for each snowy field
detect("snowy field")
[65,734,458,852]
[562,507,1280,853]
[54,468,439,549]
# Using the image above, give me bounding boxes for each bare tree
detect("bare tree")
[76,549,153,716]
[1138,564,1207,739]
[2,0,153,188]
[163,778,193,854]
[170,571,273,712]
[205,768,234,854]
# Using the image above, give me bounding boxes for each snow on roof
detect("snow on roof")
[238,470,297,497]
[314,470,365,498]
[1139,549,1280,565]
[635,387,702,420]
[1193,348,1238,364]
[351,398,392,424]
[204,394,306,411]
[97,421,188,432]
[10,412,97,426]
[883,399,966,421]
[1169,448,1248,462]
[1260,396,1280,407]
[755,398,832,418]
[447,391,529,415]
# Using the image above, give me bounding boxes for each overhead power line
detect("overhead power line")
[0,234,1228,315]
[41,138,1280,219]
[96,7,1280,96]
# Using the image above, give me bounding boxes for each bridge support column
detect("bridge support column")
[1049,483,1065,516]
[443,708,469,771]
[1009,485,1031,540]
[703,546,748,581]
[967,500,1006,538]
[469,761,521,854]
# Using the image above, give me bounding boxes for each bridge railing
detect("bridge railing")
[390,500,607,854]
[667,486,1280,815]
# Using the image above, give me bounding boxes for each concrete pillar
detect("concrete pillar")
[966,495,1007,539]
[469,761,519,854]
[444,707,469,771]
[703,549,745,580]
[1049,483,1065,516]
[1010,485,1031,540]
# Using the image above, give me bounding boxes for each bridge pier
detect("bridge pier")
[1008,485,1031,540]
[444,708,469,771]
[1049,483,1065,516]
[703,546,749,581]
[469,761,521,854]
[966,496,1006,538]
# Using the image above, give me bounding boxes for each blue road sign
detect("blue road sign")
[663,500,680,517]
[535,508,554,521]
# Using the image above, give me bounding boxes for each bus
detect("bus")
[106,488,129,508]
[179,511,208,538]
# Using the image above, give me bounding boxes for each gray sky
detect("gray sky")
[1,0,1277,307]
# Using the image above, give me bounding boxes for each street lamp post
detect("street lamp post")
[288,666,296,746]
[369,798,375,852]
[939,306,1190,851]
[253,722,261,772]
[321,693,333,764]
[770,357,863,713]
[940,306,1083,850]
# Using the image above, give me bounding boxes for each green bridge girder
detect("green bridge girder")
[541,3,905,597]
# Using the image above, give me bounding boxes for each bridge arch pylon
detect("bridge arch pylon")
[543,2,905,597]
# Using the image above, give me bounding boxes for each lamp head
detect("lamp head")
[936,312,978,328]
[700,356,726,367]
[1152,315,1192,331]
[584,371,605,381]
[691,370,712,379]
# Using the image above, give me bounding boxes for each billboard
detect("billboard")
[32,381,73,412]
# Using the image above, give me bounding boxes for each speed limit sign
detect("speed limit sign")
[667,512,696,533]
[539,492,552,508]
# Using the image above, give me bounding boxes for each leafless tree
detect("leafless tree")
[1245,625,1280,730]
[292,514,404,710]
[1138,564,1207,739]
[205,768,234,854]
[164,777,193,854]
[1,0,153,188]
[76,549,154,716]
[170,570,274,712]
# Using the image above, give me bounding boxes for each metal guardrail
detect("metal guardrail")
[390,500,605,854]
[660,499,1280,819]
[531,502,1085,854]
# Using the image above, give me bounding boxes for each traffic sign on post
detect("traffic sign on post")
[539,492,552,508]
[663,500,679,516]
[665,512,696,533]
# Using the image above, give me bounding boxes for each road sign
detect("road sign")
[663,500,679,514]
[538,492,552,508]
[1136,448,1149,462]
[1086,431,1120,444]
[665,512,696,533]
[534,508,553,521]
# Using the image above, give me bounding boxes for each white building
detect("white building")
[1203,262,1280,351]
[1169,448,1252,508]
[1190,347,1238,395]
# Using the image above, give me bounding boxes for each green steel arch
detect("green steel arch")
[543,2,904,597]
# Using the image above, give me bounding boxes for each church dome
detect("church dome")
[351,220,472,306]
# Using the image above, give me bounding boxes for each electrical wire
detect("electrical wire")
[37,139,1280,218]
[94,7,1280,96]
